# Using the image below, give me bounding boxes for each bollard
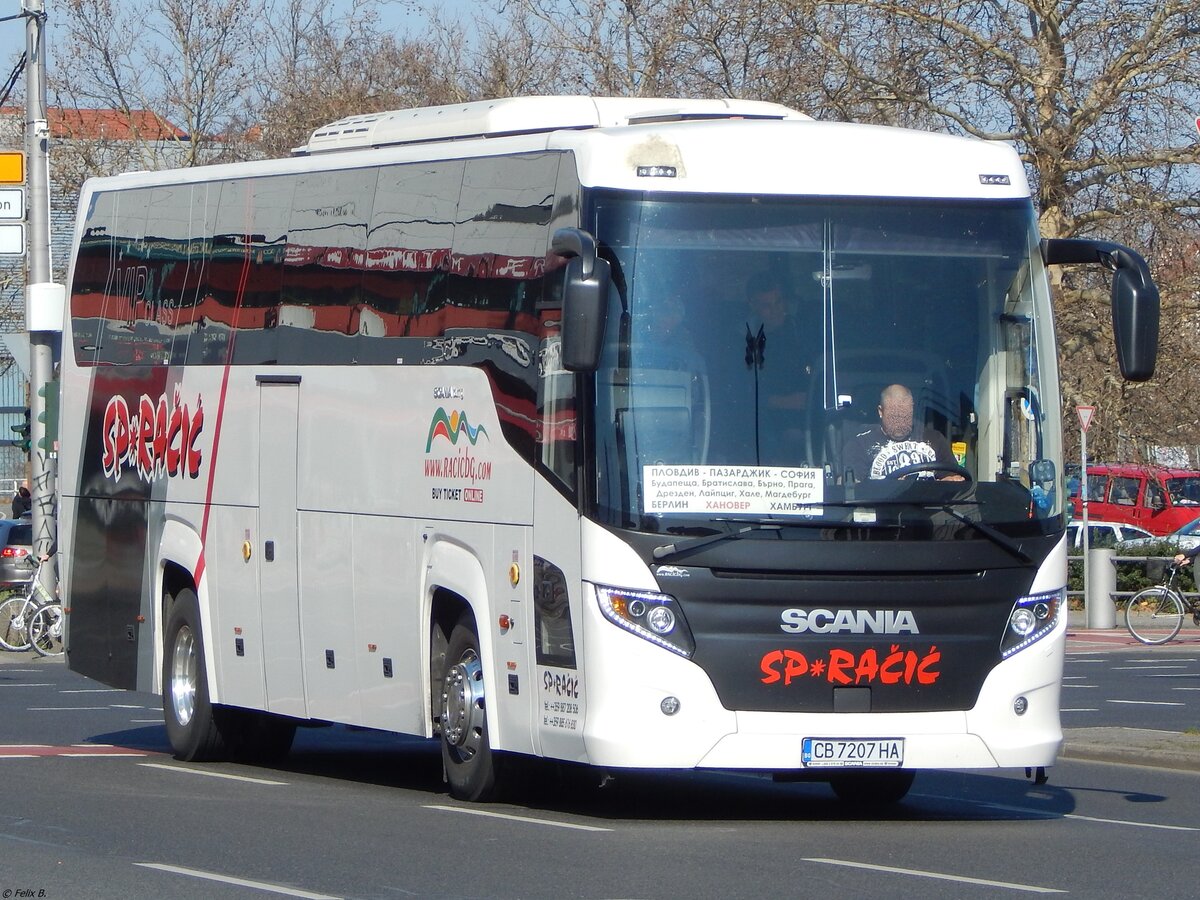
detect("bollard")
[1086,547,1117,629]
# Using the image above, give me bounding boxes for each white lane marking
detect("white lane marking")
[60,752,149,758]
[1062,675,1090,680]
[135,862,340,899]
[1106,699,1185,707]
[61,688,125,693]
[130,718,162,723]
[1068,659,1107,663]
[1144,673,1200,678]
[423,803,612,832]
[1065,814,1199,831]
[27,706,108,711]
[802,858,1064,893]
[1127,657,1198,663]
[138,762,288,785]
[1112,665,1187,671]
[0,682,54,687]
[1173,686,1200,691]
[971,800,1200,832]
[1062,684,1097,688]
[1060,707,1098,712]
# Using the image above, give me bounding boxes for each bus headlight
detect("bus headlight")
[595,586,696,658]
[1000,588,1064,658]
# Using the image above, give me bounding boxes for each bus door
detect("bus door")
[256,375,308,718]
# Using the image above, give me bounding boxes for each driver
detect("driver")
[842,383,962,481]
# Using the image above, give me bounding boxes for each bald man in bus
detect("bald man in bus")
[842,383,963,481]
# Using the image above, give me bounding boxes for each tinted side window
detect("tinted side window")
[280,169,376,364]
[537,152,581,494]
[1088,525,1117,548]
[1086,476,1107,502]
[1145,477,1164,510]
[447,154,560,459]
[92,188,152,366]
[450,154,557,330]
[70,190,118,365]
[152,183,218,367]
[361,160,463,352]
[1108,476,1140,506]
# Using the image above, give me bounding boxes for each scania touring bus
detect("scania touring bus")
[58,96,1159,803]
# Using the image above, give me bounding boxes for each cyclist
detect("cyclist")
[1172,544,1200,567]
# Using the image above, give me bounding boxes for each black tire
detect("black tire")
[829,769,915,805]
[28,603,64,656]
[438,614,503,801]
[1125,587,1184,645]
[162,589,227,761]
[162,588,297,763]
[0,596,33,651]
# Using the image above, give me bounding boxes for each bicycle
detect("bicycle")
[1124,561,1200,645]
[0,557,61,655]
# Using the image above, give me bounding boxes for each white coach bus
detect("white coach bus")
[58,96,1159,803]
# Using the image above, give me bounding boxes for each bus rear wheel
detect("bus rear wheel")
[829,769,915,805]
[438,615,503,801]
[163,589,297,763]
[163,589,227,761]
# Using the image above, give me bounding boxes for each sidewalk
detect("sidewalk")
[1066,608,1200,650]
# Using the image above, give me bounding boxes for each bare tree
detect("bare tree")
[244,0,475,159]
[52,0,267,169]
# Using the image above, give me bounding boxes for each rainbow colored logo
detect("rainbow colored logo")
[426,407,489,451]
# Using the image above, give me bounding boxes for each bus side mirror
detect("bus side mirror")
[552,228,611,373]
[1041,238,1160,382]
[1110,251,1159,382]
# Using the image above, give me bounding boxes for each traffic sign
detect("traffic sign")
[0,223,25,256]
[0,187,24,220]
[0,151,24,184]
[1077,405,1096,432]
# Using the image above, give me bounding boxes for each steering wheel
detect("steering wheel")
[884,462,974,482]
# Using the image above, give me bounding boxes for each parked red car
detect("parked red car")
[1068,463,1200,536]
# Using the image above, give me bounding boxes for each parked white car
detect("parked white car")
[1114,515,1200,553]
[1066,520,1154,551]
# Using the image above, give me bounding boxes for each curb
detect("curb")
[1062,727,1200,773]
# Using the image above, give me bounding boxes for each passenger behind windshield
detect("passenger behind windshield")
[743,272,820,464]
[633,291,703,373]
[628,291,707,466]
[843,383,964,481]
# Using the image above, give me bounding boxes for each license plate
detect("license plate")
[802,737,904,768]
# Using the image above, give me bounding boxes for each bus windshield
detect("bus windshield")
[587,192,1062,536]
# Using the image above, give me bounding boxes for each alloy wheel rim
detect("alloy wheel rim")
[170,625,197,726]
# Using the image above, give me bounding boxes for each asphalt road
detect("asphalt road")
[1,637,1198,900]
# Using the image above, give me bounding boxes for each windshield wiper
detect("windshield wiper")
[938,503,1033,564]
[799,498,1033,564]
[653,523,781,560]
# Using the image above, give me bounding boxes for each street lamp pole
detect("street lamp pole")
[24,0,58,560]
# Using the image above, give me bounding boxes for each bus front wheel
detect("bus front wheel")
[439,615,503,801]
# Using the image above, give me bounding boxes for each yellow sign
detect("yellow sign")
[0,152,25,184]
